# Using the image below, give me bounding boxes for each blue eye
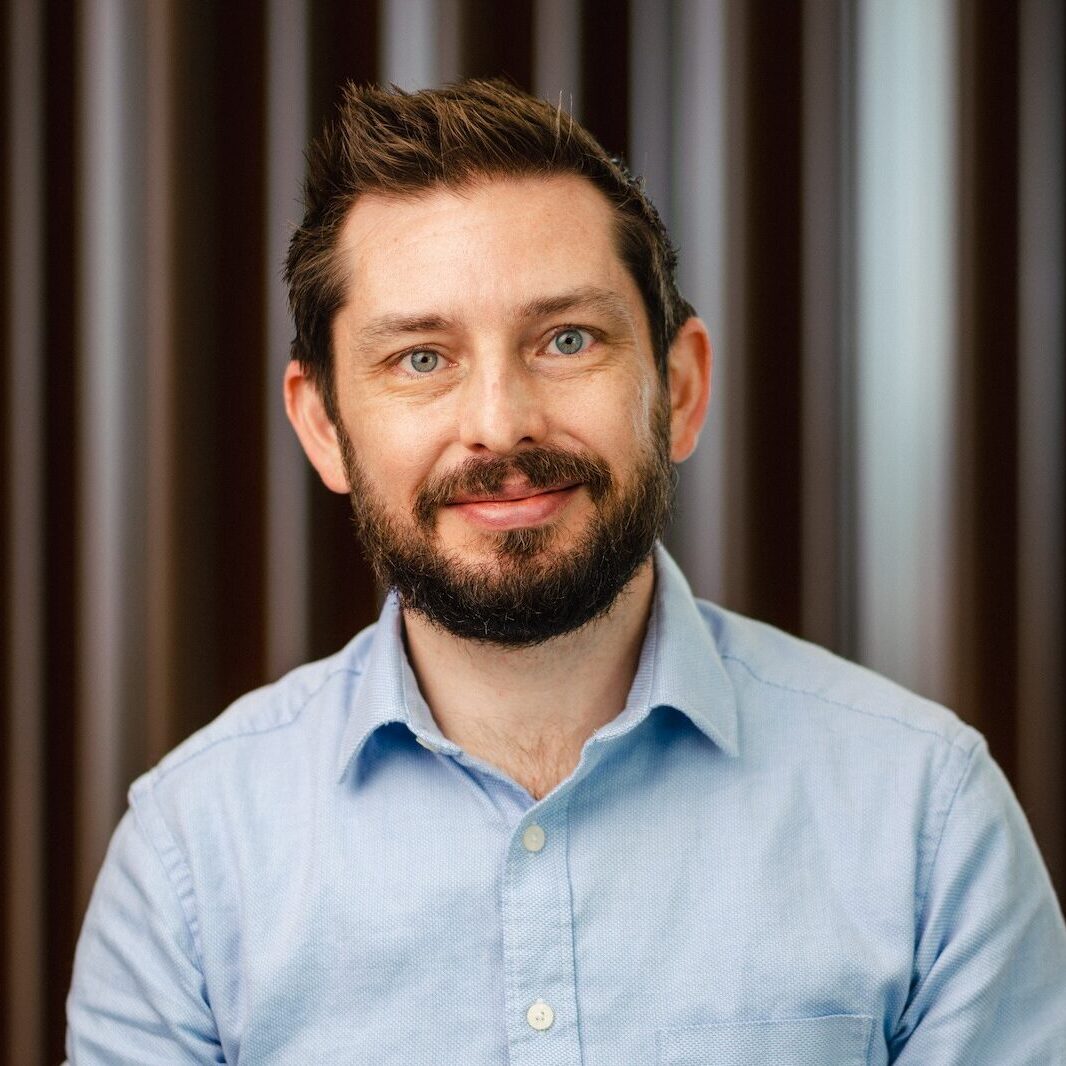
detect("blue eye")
[550,328,591,356]
[405,349,439,373]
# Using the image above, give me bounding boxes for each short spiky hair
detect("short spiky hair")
[285,79,693,411]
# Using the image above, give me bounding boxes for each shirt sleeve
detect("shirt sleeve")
[65,804,225,1065]
[890,739,1066,1064]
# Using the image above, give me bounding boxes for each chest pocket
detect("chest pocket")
[657,1014,874,1065]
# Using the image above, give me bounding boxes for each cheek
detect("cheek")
[607,377,661,457]
[349,409,444,505]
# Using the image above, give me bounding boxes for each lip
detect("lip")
[448,479,579,505]
[445,483,581,530]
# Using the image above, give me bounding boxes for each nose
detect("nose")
[457,358,548,454]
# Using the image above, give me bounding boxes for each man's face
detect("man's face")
[318,176,680,644]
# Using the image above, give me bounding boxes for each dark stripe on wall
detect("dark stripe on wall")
[957,0,1020,780]
[581,0,629,160]
[306,0,381,661]
[463,0,534,89]
[740,0,804,635]
[42,1,78,1059]
[309,0,379,129]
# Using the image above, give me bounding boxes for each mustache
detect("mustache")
[414,446,613,529]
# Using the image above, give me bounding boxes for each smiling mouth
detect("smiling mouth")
[446,481,580,506]
[444,482,582,531]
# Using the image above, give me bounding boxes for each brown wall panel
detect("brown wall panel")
[213,0,268,709]
[956,0,1020,780]
[463,0,534,89]
[0,0,12,1046]
[42,1,79,1059]
[309,0,380,133]
[581,0,629,159]
[741,1,803,634]
[306,0,382,660]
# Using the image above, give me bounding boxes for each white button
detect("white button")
[522,824,546,852]
[415,736,439,752]
[526,1000,555,1030]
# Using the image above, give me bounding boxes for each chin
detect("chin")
[448,517,579,566]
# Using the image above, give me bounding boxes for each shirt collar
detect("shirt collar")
[335,543,739,782]
[638,544,739,755]
[335,592,457,781]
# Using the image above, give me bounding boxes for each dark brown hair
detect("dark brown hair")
[285,79,693,412]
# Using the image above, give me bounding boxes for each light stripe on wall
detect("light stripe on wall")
[855,0,957,704]
[265,0,311,680]
[381,0,448,89]
[534,0,583,117]
[77,0,150,911]
[629,0,673,228]
[668,0,734,604]
[800,0,853,653]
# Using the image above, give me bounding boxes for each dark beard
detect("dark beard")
[337,399,675,646]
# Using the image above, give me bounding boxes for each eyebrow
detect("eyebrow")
[513,285,635,327]
[352,285,635,352]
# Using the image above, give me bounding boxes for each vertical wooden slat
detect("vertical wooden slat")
[308,0,379,129]
[739,0,803,632]
[0,0,9,1052]
[668,0,736,605]
[265,0,310,682]
[381,0,442,89]
[212,0,267,708]
[580,0,628,158]
[166,4,221,742]
[834,0,860,664]
[463,0,533,88]
[77,0,151,916]
[955,0,1020,771]
[855,0,958,706]
[438,0,463,84]
[1017,0,1065,892]
[145,0,177,766]
[800,0,850,654]
[628,0,672,223]
[533,0,582,113]
[42,0,79,1054]
[305,1,380,661]
[5,0,45,1059]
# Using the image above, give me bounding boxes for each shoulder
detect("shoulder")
[692,601,1002,915]
[128,621,379,814]
[698,598,980,757]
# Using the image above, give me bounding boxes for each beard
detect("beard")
[336,396,675,647]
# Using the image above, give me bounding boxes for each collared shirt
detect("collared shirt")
[67,547,1066,1064]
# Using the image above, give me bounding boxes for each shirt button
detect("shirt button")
[415,736,440,753]
[526,1000,555,1030]
[522,824,546,853]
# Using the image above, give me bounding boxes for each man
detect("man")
[67,80,1065,1064]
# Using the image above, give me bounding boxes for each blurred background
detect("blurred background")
[3,0,1063,1061]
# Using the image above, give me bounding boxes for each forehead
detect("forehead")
[334,175,640,324]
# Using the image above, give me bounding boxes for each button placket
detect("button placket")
[501,800,582,1064]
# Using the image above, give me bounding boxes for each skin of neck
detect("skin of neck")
[401,557,656,800]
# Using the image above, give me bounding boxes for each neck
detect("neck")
[402,558,655,799]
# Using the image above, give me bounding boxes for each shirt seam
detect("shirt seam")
[719,653,975,752]
[128,796,209,980]
[150,665,366,786]
[913,738,984,920]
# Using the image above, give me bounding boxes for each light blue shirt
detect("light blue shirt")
[67,547,1066,1064]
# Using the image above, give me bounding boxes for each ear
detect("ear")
[283,360,350,494]
[666,317,713,462]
